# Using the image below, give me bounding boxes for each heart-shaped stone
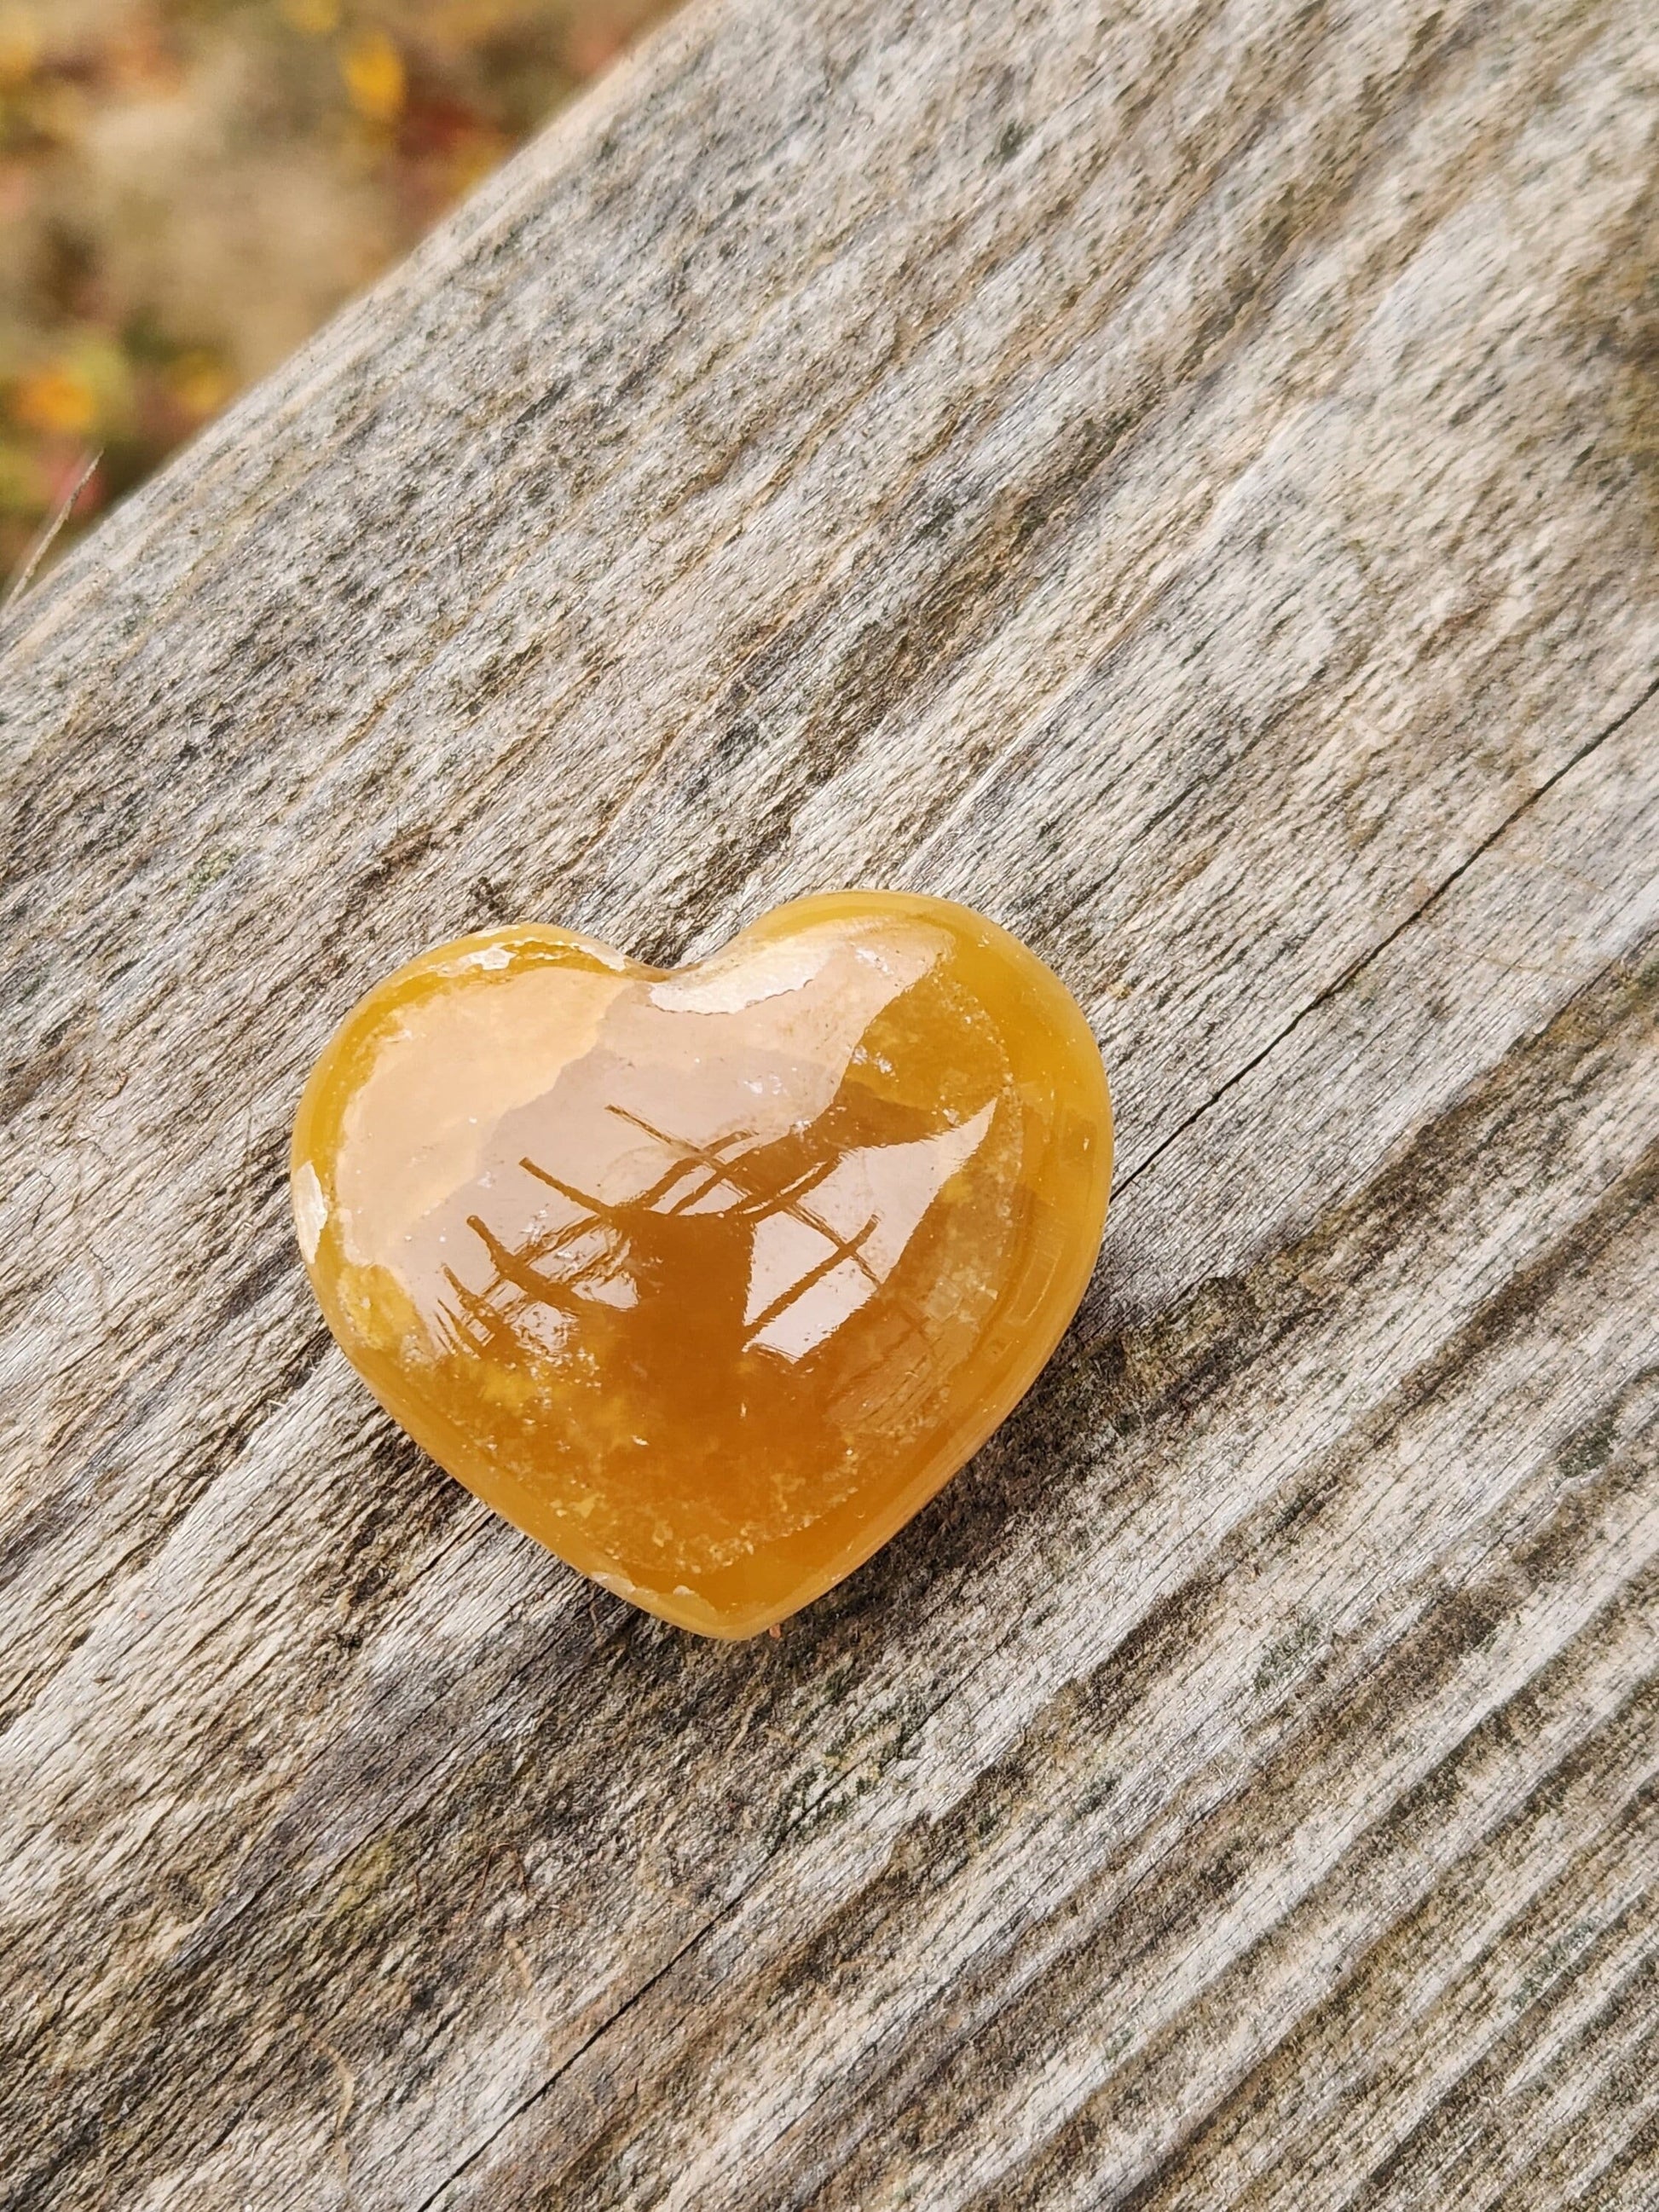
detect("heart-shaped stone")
[291,891,1111,1636]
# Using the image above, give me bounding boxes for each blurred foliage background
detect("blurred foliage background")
[0,0,682,587]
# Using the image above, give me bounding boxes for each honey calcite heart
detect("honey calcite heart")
[290,892,1111,1637]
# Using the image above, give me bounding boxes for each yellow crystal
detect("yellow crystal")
[291,892,1111,1636]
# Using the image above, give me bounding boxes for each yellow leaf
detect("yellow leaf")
[167,351,234,421]
[12,365,97,439]
[342,30,405,125]
[280,0,340,30]
[0,5,39,91]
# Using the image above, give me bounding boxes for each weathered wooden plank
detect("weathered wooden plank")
[1,0,1656,2204]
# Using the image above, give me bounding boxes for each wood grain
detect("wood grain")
[2,0,1656,2203]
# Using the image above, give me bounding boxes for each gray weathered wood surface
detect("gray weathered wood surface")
[3,0,1657,2203]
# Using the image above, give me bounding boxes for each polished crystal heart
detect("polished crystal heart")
[291,892,1111,1636]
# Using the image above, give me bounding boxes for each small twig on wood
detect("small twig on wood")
[1,449,102,621]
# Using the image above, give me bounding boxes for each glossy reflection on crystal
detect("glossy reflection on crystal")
[291,892,1112,1637]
